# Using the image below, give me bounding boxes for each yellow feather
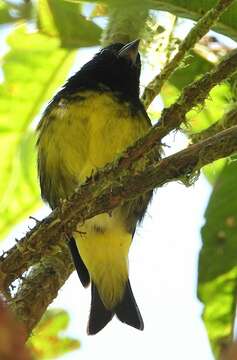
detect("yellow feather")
[75,212,131,309]
[37,91,149,308]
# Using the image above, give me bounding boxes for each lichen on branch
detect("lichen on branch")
[1,45,237,294]
[9,241,73,337]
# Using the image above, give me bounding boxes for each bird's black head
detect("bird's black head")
[63,40,142,102]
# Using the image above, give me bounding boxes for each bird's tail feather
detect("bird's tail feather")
[87,280,143,335]
[115,280,144,330]
[87,282,114,335]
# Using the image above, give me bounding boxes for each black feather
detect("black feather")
[68,238,90,288]
[87,282,114,335]
[115,280,144,330]
[46,43,143,117]
[37,41,155,334]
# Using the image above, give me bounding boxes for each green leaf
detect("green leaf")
[171,52,213,93]
[198,160,237,357]
[0,26,76,240]
[186,81,232,185]
[161,52,232,128]
[202,158,226,185]
[187,82,232,133]
[28,309,80,359]
[150,0,237,42]
[163,81,232,133]
[38,0,102,48]
[161,51,213,106]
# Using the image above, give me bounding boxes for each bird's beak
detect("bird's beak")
[118,39,140,64]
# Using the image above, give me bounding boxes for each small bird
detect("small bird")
[37,39,153,334]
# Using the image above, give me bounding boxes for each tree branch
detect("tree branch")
[3,121,237,278]
[141,0,235,109]
[9,241,73,336]
[7,123,237,335]
[1,46,237,292]
[2,5,150,336]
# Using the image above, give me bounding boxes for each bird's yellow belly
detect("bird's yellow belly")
[38,91,149,308]
[74,212,131,308]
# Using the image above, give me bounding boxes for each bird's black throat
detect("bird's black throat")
[55,43,142,108]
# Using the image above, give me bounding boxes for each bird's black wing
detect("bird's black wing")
[68,237,90,287]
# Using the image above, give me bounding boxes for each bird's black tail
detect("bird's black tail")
[115,280,144,330]
[87,282,114,335]
[87,280,143,335]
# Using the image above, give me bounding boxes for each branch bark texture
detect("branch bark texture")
[9,242,73,335]
[1,46,237,292]
[2,123,237,291]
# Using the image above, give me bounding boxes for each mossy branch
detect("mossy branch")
[1,121,237,288]
[9,241,73,337]
[141,0,235,109]
[6,122,237,335]
[1,46,237,294]
[1,6,150,336]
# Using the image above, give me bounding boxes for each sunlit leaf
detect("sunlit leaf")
[0,26,76,240]
[161,51,213,106]
[161,52,231,131]
[187,83,232,133]
[202,158,226,185]
[37,0,58,37]
[90,3,108,17]
[187,81,232,184]
[38,0,102,48]
[28,309,80,359]
[198,160,237,357]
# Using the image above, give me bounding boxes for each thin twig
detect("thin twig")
[141,0,235,109]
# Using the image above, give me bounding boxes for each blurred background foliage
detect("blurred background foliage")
[28,309,80,359]
[1,0,237,358]
[0,295,80,360]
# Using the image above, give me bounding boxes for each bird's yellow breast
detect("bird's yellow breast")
[38,91,149,185]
